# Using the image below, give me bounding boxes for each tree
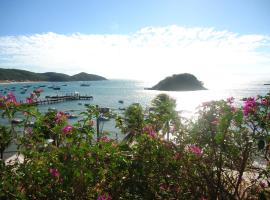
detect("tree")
[116,103,144,143]
[147,94,180,140]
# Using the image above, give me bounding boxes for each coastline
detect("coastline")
[0,80,40,85]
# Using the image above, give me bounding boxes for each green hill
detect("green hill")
[148,73,206,91]
[71,72,106,81]
[0,68,107,82]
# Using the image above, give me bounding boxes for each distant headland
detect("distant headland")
[0,68,107,82]
[147,73,206,91]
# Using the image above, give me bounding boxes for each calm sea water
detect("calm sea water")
[1,79,270,139]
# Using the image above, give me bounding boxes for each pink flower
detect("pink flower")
[260,181,267,188]
[143,125,156,138]
[55,111,66,123]
[159,183,168,191]
[187,144,203,156]
[62,125,73,135]
[243,97,257,116]
[49,168,60,178]
[26,97,33,104]
[7,92,15,100]
[6,92,18,104]
[100,136,110,142]
[97,194,112,200]
[227,97,234,104]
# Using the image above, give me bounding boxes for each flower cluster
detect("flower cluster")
[227,97,234,104]
[49,168,60,178]
[100,136,111,142]
[26,97,34,104]
[187,144,203,156]
[55,111,67,124]
[97,194,112,200]
[0,92,20,108]
[143,124,156,138]
[62,125,73,135]
[261,98,268,106]
[243,97,257,116]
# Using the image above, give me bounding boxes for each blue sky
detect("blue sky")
[0,0,270,85]
[1,0,269,35]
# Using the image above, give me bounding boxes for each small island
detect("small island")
[0,68,107,82]
[147,73,206,91]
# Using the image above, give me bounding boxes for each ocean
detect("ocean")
[1,79,270,158]
[1,79,270,125]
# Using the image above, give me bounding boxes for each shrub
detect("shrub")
[0,92,270,199]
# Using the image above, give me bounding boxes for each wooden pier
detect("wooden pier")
[31,93,93,105]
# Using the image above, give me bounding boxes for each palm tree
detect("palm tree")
[147,94,180,140]
[115,103,144,143]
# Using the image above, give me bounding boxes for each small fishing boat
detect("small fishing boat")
[26,121,35,127]
[53,86,61,90]
[66,114,79,119]
[119,107,126,111]
[11,118,23,124]
[99,116,110,121]
[80,83,90,87]
[48,107,57,112]
[118,100,124,104]
[99,107,110,113]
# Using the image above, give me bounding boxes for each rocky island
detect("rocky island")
[147,73,206,91]
[0,68,107,82]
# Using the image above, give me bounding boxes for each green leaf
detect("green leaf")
[214,132,223,144]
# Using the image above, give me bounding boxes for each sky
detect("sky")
[0,0,270,86]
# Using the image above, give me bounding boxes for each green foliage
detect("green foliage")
[0,126,12,159]
[116,103,144,143]
[148,94,180,138]
[150,73,206,91]
[0,68,106,82]
[1,92,270,199]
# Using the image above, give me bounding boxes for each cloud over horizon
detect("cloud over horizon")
[0,25,270,86]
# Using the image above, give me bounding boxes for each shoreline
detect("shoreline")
[0,80,41,85]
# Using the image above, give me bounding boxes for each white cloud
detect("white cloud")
[0,25,270,88]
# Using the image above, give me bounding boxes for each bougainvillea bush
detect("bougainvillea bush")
[0,92,270,199]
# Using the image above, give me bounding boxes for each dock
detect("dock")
[30,93,93,105]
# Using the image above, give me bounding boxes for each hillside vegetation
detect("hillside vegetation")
[0,68,107,82]
[148,73,206,91]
